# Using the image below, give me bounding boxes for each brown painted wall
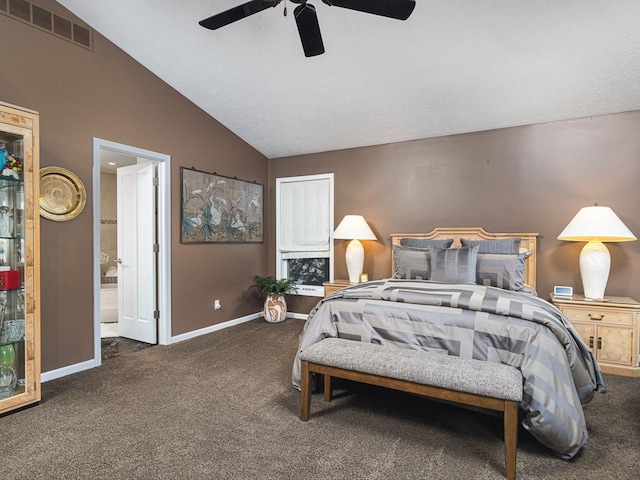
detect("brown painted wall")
[4,0,640,372]
[269,111,640,314]
[1,1,266,371]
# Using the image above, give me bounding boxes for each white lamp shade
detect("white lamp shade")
[557,206,636,242]
[558,205,636,300]
[333,215,377,241]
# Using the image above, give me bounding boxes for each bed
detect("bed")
[292,227,605,460]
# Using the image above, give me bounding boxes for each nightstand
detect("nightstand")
[322,279,352,298]
[551,294,640,377]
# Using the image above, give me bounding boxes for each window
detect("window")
[276,173,334,297]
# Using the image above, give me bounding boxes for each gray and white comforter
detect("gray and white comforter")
[292,279,605,459]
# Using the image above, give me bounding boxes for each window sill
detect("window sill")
[292,286,324,298]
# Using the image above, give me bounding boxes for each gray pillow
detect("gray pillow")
[460,237,521,254]
[393,245,431,280]
[475,251,533,291]
[428,246,479,284]
[400,238,454,249]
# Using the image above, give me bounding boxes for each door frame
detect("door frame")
[92,138,172,367]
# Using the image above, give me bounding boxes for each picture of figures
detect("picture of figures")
[181,168,263,244]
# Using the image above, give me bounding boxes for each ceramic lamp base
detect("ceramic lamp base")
[580,240,610,300]
[345,239,364,284]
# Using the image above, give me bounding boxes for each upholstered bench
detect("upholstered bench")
[299,338,523,480]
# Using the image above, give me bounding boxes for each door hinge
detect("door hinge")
[154,310,160,320]
[153,244,159,253]
[153,177,159,186]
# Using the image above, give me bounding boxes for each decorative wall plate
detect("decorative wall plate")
[39,166,86,221]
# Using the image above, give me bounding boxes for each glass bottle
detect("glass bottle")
[0,364,17,398]
[0,343,16,370]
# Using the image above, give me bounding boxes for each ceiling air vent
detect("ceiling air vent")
[31,4,51,31]
[8,0,29,21]
[1,0,93,50]
[53,13,71,39]
[73,23,91,48]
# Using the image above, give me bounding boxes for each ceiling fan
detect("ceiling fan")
[199,0,416,57]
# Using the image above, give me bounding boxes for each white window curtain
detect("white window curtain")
[279,178,331,259]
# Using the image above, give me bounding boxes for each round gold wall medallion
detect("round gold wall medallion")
[39,166,86,221]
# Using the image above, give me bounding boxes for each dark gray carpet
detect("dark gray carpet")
[1,319,638,479]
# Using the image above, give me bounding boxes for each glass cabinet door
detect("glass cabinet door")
[0,102,40,412]
[0,135,26,399]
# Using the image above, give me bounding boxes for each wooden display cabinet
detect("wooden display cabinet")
[551,294,640,377]
[0,101,41,414]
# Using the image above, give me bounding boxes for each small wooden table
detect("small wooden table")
[322,279,353,298]
[551,294,640,377]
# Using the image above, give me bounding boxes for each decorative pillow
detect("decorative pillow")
[460,237,521,254]
[475,251,533,291]
[393,246,431,280]
[428,246,479,284]
[400,238,454,249]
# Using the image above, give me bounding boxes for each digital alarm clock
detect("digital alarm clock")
[553,285,573,297]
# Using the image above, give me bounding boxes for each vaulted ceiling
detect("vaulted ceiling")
[58,0,640,159]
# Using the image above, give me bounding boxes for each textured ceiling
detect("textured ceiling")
[58,0,640,159]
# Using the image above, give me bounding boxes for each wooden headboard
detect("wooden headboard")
[391,227,539,289]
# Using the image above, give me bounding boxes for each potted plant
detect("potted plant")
[251,275,295,323]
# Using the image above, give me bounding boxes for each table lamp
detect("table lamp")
[333,215,377,283]
[557,204,636,300]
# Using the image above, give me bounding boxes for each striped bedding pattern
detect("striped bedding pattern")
[292,279,605,459]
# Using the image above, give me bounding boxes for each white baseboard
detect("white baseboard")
[41,358,98,383]
[287,312,309,320]
[169,312,262,344]
[42,312,266,382]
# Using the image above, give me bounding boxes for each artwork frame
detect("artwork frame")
[180,167,263,244]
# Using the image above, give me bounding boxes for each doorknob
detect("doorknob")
[116,258,123,264]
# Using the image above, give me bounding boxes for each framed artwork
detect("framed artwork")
[180,167,263,243]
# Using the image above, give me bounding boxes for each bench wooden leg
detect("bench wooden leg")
[324,373,332,402]
[300,360,311,421]
[504,400,518,480]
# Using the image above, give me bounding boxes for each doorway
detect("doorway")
[92,138,172,366]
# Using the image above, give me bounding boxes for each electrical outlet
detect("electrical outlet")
[214,299,221,310]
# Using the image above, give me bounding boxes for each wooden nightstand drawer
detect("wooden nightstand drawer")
[551,294,640,377]
[561,307,633,326]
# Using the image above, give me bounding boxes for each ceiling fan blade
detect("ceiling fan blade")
[294,4,325,57]
[199,1,281,30]
[321,0,415,20]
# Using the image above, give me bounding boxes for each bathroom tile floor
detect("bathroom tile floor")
[100,333,154,361]
[100,322,119,338]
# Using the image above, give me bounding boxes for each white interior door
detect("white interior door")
[117,162,157,344]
